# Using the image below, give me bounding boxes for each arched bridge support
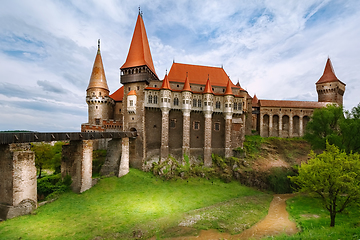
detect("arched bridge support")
[0,143,37,220]
[61,140,93,194]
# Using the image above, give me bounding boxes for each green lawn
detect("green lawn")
[0,169,270,240]
[269,195,360,240]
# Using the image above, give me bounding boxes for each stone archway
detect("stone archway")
[303,116,310,132]
[263,114,270,137]
[282,115,290,137]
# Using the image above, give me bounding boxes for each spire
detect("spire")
[224,78,234,95]
[236,80,240,87]
[182,72,191,92]
[87,39,109,91]
[121,13,157,77]
[252,94,259,106]
[161,73,171,90]
[316,58,340,84]
[203,76,213,94]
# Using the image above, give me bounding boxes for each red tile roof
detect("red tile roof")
[182,74,192,92]
[316,58,345,85]
[224,79,234,95]
[87,44,109,91]
[110,86,124,101]
[203,78,213,94]
[259,99,328,109]
[120,14,157,77]
[128,90,136,96]
[168,62,239,88]
[161,74,171,90]
[252,94,259,107]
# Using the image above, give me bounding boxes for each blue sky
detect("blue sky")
[0,0,359,131]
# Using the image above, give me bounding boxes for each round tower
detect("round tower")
[316,58,346,106]
[86,40,114,128]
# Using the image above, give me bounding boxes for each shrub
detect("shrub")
[37,173,72,201]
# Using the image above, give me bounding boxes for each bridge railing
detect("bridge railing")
[0,131,137,145]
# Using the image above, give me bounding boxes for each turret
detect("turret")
[181,73,192,114]
[160,74,171,112]
[223,78,234,117]
[316,58,346,106]
[202,76,214,115]
[120,13,159,84]
[86,40,114,127]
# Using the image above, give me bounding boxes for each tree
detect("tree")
[341,103,360,153]
[290,143,360,227]
[31,142,54,178]
[304,104,344,150]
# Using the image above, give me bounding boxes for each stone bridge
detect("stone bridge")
[0,131,137,220]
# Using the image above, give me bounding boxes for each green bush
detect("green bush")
[267,167,297,194]
[37,174,72,201]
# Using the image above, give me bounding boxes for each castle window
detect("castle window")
[177,85,179,88]
[229,104,231,107]
[173,97,179,106]
[95,118,100,125]
[128,87,131,91]
[137,86,140,90]
[198,99,202,107]
[234,102,237,110]
[223,89,225,93]
[99,92,101,96]
[170,119,176,128]
[148,95,153,103]
[154,85,157,88]
[225,104,228,108]
[193,99,197,107]
[216,101,221,109]
[214,122,220,131]
[96,106,98,109]
[204,102,207,106]
[129,100,133,106]
[186,100,189,104]
[154,96,158,104]
[200,87,203,91]
[193,121,200,130]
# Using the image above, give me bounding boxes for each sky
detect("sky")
[0,0,359,132]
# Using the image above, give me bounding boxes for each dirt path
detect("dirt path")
[165,194,298,240]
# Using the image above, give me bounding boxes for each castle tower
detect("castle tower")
[202,77,214,166]
[159,74,171,159]
[224,79,234,157]
[119,12,159,167]
[316,58,346,106]
[181,74,192,157]
[86,40,114,128]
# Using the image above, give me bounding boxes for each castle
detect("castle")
[81,13,346,169]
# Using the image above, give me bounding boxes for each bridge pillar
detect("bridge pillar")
[0,143,37,220]
[118,137,129,177]
[61,140,93,193]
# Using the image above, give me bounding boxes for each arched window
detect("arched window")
[148,95,153,104]
[198,99,202,108]
[173,97,179,106]
[154,95,158,104]
[234,102,237,110]
[193,99,197,107]
[216,101,221,109]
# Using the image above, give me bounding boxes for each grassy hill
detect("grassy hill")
[0,169,271,239]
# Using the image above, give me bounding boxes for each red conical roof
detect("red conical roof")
[87,40,109,91]
[182,74,192,92]
[121,14,157,77]
[316,58,341,84]
[161,74,171,90]
[203,77,213,94]
[252,94,259,107]
[224,79,234,95]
